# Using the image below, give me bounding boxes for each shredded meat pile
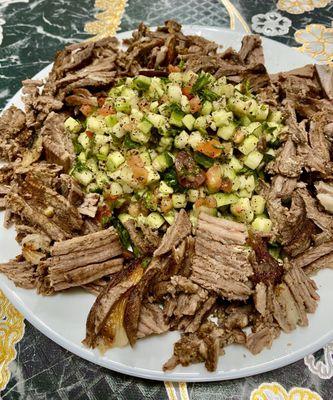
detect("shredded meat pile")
[0,20,332,373]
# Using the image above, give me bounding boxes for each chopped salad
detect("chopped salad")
[66,70,285,233]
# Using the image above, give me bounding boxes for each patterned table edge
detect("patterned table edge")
[0,0,332,396]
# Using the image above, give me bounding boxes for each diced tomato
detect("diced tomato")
[98,104,116,116]
[196,139,223,159]
[96,205,112,223]
[168,64,181,73]
[80,104,94,117]
[104,194,118,205]
[205,165,222,193]
[127,154,148,185]
[97,97,106,107]
[85,130,94,139]
[182,86,193,99]
[189,95,201,112]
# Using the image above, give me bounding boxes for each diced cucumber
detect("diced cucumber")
[118,213,134,224]
[132,75,151,91]
[137,213,147,225]
[238,135,259,155]
[168,84,182,103]
[146,166,160,185]
[158,137,173,152]
[188,131,204,149]
[87,116,106,133]
[212,110,233,127]
[150,77,165,97]
[73,169,94,186]
[164,210,176,225]
[230,197,254,223]
[64,117,81,134]
[240,116,251,127]
[152,152,173,172]
[251,195,266,215]
[112,122,126,138]
[193,116,208,134]
[138,119,153,134]
[252,216,272,233]
[170,110,184,128]
[217,122,237,140]
[122,87,137,100]
[106,151,125,172]
[159,180,174,195]
[131,108,144,121]
[213,193,239,207]
[243,150,263,169]
[110,182,123,196]
[130,129,150,144]
[105,114,118,128]
[174,130,189,149]
[146,212,165,229]
[78,131,91,149]
[150,101,159,113]
[238,189,252,198]
[140,151,152,167]
[245,175,256,193]
[86,158,98,173]
[77,152,87,164]
[114,97,131,114]
[183,70,198,85]
[254,104,269,121]
[182,114,196,131]
[201,101,213,115]
[172,193,187,208]
[96,171,110,188]
[227,97,248,117]
[188,189,199,203]
[147,113,168,129]
[86,182,99,193]
[98,144,110,159]
[169,72,183,83]
[268,110,282,123]
[228,156,243,173]
[246,122,262,136]
[221,165,236,181]
[180,95,190,113]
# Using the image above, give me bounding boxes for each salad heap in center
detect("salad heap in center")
[67,68,285,235]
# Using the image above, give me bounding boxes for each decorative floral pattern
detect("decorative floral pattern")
[251,383,323,400]
[304,342,333,379]
[295,23,333,63]
[252,12,292,36]
[0,289,25,390]
[277,0,331,15]
[84,0,128,41]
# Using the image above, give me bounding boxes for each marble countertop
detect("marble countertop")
[0,0,332,399]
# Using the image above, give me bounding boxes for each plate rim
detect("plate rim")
[1,25,328,383]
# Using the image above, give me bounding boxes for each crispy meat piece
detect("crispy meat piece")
[0,105,34,161]
[136,303,169,339]
[41,112,75,172]
[154,209,191,256]
[248,233,284,286]
[84,260,144,348]
[123,219,160,255]
[0,258,36,289]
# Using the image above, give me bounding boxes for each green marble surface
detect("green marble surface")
[0,0,332,399]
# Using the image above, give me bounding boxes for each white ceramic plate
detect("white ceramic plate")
[1,26,333,382]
